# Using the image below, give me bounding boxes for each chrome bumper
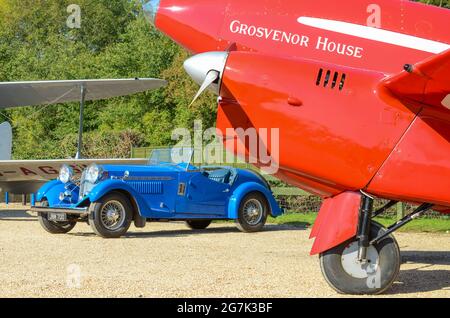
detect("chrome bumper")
[29,206,89,215]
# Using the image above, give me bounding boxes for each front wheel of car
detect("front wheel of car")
[88,192,133,238]
[236,192,268,233]
[186,220,212,230]
[37,200,77,234]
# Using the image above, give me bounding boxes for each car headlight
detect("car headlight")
[59,164,73,184]
[85,163,103,184]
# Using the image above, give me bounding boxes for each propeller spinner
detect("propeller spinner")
[183,52,229,106]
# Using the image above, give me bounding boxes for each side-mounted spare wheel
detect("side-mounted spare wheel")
[236,192,268,233]
[319,221,400,295]
[37,200,77,234]
[88,192,133,238]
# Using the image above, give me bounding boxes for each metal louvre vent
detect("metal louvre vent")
[126,181,163,194]
[316,68,346,91]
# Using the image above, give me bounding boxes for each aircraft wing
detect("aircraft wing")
[382,49,450,110]
[0,158,147,182]
[0,158,148,194]
[0,78,167,108]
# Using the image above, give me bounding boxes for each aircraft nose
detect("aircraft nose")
[142,0,160,25]
[143,0,229,53]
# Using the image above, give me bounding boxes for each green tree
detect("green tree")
[0,0,206,159]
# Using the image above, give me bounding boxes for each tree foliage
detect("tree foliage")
[0,0,214,159]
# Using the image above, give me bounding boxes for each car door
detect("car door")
[176,171,231,216]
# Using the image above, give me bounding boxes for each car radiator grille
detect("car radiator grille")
[126,181,163,194]
[79,172,96,199]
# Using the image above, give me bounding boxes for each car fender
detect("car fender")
[309,191,361,255]
[228,182,282,219]
[80,179,151,216]
[36,179,64,205]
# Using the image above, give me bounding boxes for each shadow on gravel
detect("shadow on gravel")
[385,251,450,294]
[124,224,307,239]
[389,267,450,294]
[402,251,450,265]
[117,223,303,238]
[68,223,308,238]
[0,209,36,222]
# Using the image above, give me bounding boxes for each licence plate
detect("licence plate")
[48,213,67,222]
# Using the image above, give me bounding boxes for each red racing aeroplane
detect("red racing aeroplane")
[142,0,450,294]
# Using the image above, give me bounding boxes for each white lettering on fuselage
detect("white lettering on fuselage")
[316,36,363,58]
[229,20,310,48]
[228,20,363,59]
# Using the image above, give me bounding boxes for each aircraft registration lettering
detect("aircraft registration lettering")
[228,20,364,59]
[69,164,87,174]
[20,167,38,176]
[19,166,58,176]
[39,166,59,175]
[17,165,87,176]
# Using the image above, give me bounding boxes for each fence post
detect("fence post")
[396,202,406,221]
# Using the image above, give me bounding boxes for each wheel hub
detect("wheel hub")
[243,199,263,225]
[100,200,125,230]
[106,210,119,222]
[341,242,379,279]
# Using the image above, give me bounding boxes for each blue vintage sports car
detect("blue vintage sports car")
[31,148,282,238]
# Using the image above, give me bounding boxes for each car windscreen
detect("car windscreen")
[148,147,195,170]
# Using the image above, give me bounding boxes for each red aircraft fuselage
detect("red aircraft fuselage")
[148,0,450,209]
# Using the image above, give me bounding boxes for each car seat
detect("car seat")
[207,169,232,184]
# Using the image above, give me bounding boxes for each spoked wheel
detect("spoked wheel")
[236,192,268,233]
[89,192,132,238]
[186,220,212,230]
[320,222,400,295]
[37,200,76,234]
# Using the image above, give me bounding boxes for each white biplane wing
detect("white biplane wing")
[0,78,167,108]
[0,158,147,194]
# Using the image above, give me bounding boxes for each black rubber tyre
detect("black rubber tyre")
[37,200,76,234]
[186,220,212,230]
[88,192,133,238]
[319,221,400,295]
[236,192,268,233]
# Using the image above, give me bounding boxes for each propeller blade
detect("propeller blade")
[189,70,220,106]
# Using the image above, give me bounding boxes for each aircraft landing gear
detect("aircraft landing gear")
[320,221,400,295]
[320,194,434,295]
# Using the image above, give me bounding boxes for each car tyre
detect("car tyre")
[37,199,76,234]
[89,192,133,238]
[319,221,400,295]
[186,220,212,230]
[236,192,268,233]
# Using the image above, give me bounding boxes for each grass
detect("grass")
[268,212,450,233]
[268,213,317,228]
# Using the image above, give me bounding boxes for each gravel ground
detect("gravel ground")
[0,205,448,298]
